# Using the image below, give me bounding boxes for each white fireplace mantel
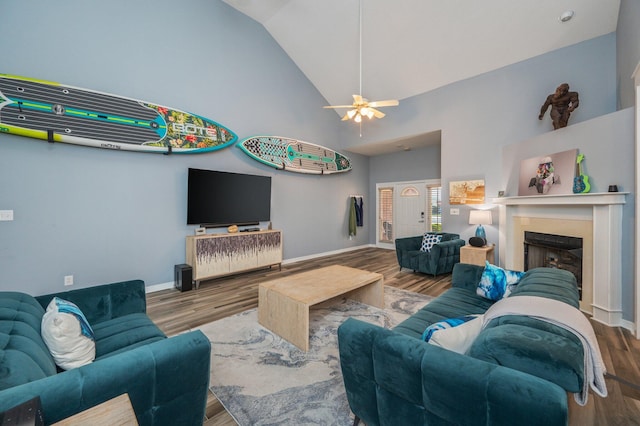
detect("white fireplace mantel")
[494,192,627,328]
[493,192,628,206]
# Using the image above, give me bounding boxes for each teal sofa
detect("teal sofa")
[395,232,466,276]
[0,279,211,425]
[338,263,584,426]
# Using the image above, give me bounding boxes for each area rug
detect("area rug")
[195,286,432,426]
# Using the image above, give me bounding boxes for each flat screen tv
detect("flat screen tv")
[187,168,271,227]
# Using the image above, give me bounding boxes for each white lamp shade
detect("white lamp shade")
[469,210,492,225]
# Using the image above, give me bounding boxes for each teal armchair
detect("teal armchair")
[395,232,466,276]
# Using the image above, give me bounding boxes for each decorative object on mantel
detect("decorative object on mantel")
[538,83,579,130]
[449,179,485,204]
[0,73,237,154]
[573,153,591,193]
[529,156,558,194]
[518,149,577,196]
[608,185,619,192]
[237,136,352,175]
[469,210,492,243]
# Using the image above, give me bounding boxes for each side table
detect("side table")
[52,394,137,426]
[460,244,495,266]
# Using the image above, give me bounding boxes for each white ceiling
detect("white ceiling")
[223,0,620,155]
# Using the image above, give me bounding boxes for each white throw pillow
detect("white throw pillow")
[41,297,96,370]
[425,315,485,354]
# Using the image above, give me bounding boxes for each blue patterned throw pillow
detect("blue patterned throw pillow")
[420,233,442,252]
[476,261,526,301]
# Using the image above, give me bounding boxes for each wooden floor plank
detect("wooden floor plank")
[146,247,640,425]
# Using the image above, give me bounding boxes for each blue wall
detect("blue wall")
[0,0,369,293]
[366,34,618,246]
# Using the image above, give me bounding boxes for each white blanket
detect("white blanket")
[482,295,607,406]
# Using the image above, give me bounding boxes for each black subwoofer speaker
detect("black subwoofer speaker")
[174,264,193,292]
[469,237,486,247]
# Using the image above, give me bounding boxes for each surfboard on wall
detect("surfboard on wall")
[0,73,237,153]
[237,136,352,175]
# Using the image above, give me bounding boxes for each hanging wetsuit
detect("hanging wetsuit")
[349,197,357,237]
[355,197,364,227]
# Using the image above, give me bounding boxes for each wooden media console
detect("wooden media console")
[186,230,282,288]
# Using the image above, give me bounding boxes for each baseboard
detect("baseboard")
[619,318,635,334]
[282,244,375,265]
[146,244,376,294]
[146,281,174,293]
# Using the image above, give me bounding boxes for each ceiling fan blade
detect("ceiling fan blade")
[352,94,364,104]
[341,112,352,121]
[368,99,399,108]
[324,105,357,109]
[370,107,386,119]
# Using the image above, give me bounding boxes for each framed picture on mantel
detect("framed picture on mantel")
[518,148,577,196]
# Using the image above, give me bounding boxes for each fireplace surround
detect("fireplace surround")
[495,192,627,327]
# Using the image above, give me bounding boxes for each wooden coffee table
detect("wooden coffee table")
[258,265,384,351]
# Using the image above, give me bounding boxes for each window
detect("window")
[400,186,419,197]
[428,185,442,232]
[378,187,393,242]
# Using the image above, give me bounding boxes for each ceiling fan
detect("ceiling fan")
[323,0,399,123]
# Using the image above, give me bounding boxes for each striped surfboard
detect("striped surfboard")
[0,73,237,153]
[237,136,352,175]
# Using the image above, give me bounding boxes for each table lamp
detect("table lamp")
[469,210,492,241]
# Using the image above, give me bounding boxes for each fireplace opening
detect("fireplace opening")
[523,231,583,299]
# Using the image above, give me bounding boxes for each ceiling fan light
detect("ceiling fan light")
[354,113,362,123]
[347,109,357,119]
[365,109,374,119]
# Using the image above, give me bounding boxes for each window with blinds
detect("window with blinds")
[378,187,393,242]
[428,185,442,232]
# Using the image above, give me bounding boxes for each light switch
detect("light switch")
[450,208,460,215]
[0,210,13,221]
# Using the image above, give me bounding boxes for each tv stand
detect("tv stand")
[186,230,282,288]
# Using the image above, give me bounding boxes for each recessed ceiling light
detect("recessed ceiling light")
[559,10,574,23]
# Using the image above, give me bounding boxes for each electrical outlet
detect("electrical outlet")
[0,210,14,221]
[64,275,74,286]
[450,208,460,215]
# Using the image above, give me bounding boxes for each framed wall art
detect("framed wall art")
[449,180,485,204]
[517,149,577,196]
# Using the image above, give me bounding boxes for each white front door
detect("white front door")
[394,183,427,238]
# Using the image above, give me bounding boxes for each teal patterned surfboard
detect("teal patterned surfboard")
[238,136,352,175]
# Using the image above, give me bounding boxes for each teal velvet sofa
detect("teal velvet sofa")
[0,279,211,425]
[338,263,585,426]
[395,232,466,276]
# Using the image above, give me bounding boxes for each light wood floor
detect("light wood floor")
[146,247,640,425]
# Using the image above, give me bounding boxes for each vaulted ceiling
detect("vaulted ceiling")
[223,0,620,154]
